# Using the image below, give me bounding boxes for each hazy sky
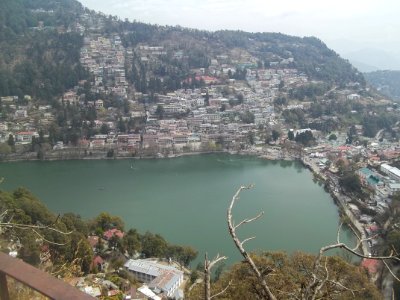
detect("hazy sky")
[79,0,400,61]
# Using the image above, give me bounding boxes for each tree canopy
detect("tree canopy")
[188,251,381,300]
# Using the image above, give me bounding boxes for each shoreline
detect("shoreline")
[0,146,295,163]
[0,148,365,255]
[0,149,231,163]
[300,157,368,256]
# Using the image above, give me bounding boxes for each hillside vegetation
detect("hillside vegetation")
[0,0,88,102]
[0,187,383,299]
[0,0,364,103]
[0,188,197,274]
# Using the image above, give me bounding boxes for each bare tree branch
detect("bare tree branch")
[303,218,400,299]
[312,258,330,298]
[383,260,400,282]
[224,185,400,300]
[241,236,256,247]
[210,280,232,299]
[1,222,72,235]
[0,209,8,221]
[326,242,400,262]
[204,253,229,300]
[276,289,301,300]
[0,209,73,246]
[227,185,277,300]
[207,253,226,270]
[336,222,343,244]
[234,211,264,230]
[326,280,361,297]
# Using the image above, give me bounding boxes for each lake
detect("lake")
[0,154,353,265]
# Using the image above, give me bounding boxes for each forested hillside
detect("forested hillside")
[0,0,365,104]
[0,0,88,102]
[0,188,197,274]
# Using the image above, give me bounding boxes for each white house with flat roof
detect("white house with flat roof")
[124,259,183,298]
[381,164,400,182]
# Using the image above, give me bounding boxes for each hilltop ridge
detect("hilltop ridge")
[0,0,364,102]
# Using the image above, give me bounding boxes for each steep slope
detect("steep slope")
[0,0,365,103]
[0,0,88,102]
[116,22,365,86]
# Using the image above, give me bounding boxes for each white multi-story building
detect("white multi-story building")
[381,164,400,182]
[124,259,183,298]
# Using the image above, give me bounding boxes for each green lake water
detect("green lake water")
[0,154,353,265]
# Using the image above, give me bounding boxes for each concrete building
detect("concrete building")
[357,167,384,190]
[124,259,184,298]
[381,164,400,182]
[15,131,39,144]
[388,183,400,195]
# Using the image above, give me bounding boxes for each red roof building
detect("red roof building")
[337,145,351,152]
[361,259,380,274]
[92,255,105,271]
[103,228,124,240]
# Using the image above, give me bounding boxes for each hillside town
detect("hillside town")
[1,7,400,300]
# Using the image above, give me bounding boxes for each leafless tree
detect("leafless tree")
[227,185,400,300]
[0,209,72,246]
[0,179,72,249]
[227,185,276,300]
[204,253,231,300]
[302,222,400,299]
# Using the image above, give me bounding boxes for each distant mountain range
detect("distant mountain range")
[326,39,400,72]
[348,60,380,73]
[344,48,400,72]
[364,70,400,101]
[348,47,400,101]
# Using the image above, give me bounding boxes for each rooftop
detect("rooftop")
[381,163,400,178]
[124,259,180,277]
[149,270,181,293]
[361,259,380,274]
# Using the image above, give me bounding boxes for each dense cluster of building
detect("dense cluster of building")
[2,5,400,300]
[81,34,129,98]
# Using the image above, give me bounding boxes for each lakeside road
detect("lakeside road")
[301,157,369,255]
[332,190,370,255]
